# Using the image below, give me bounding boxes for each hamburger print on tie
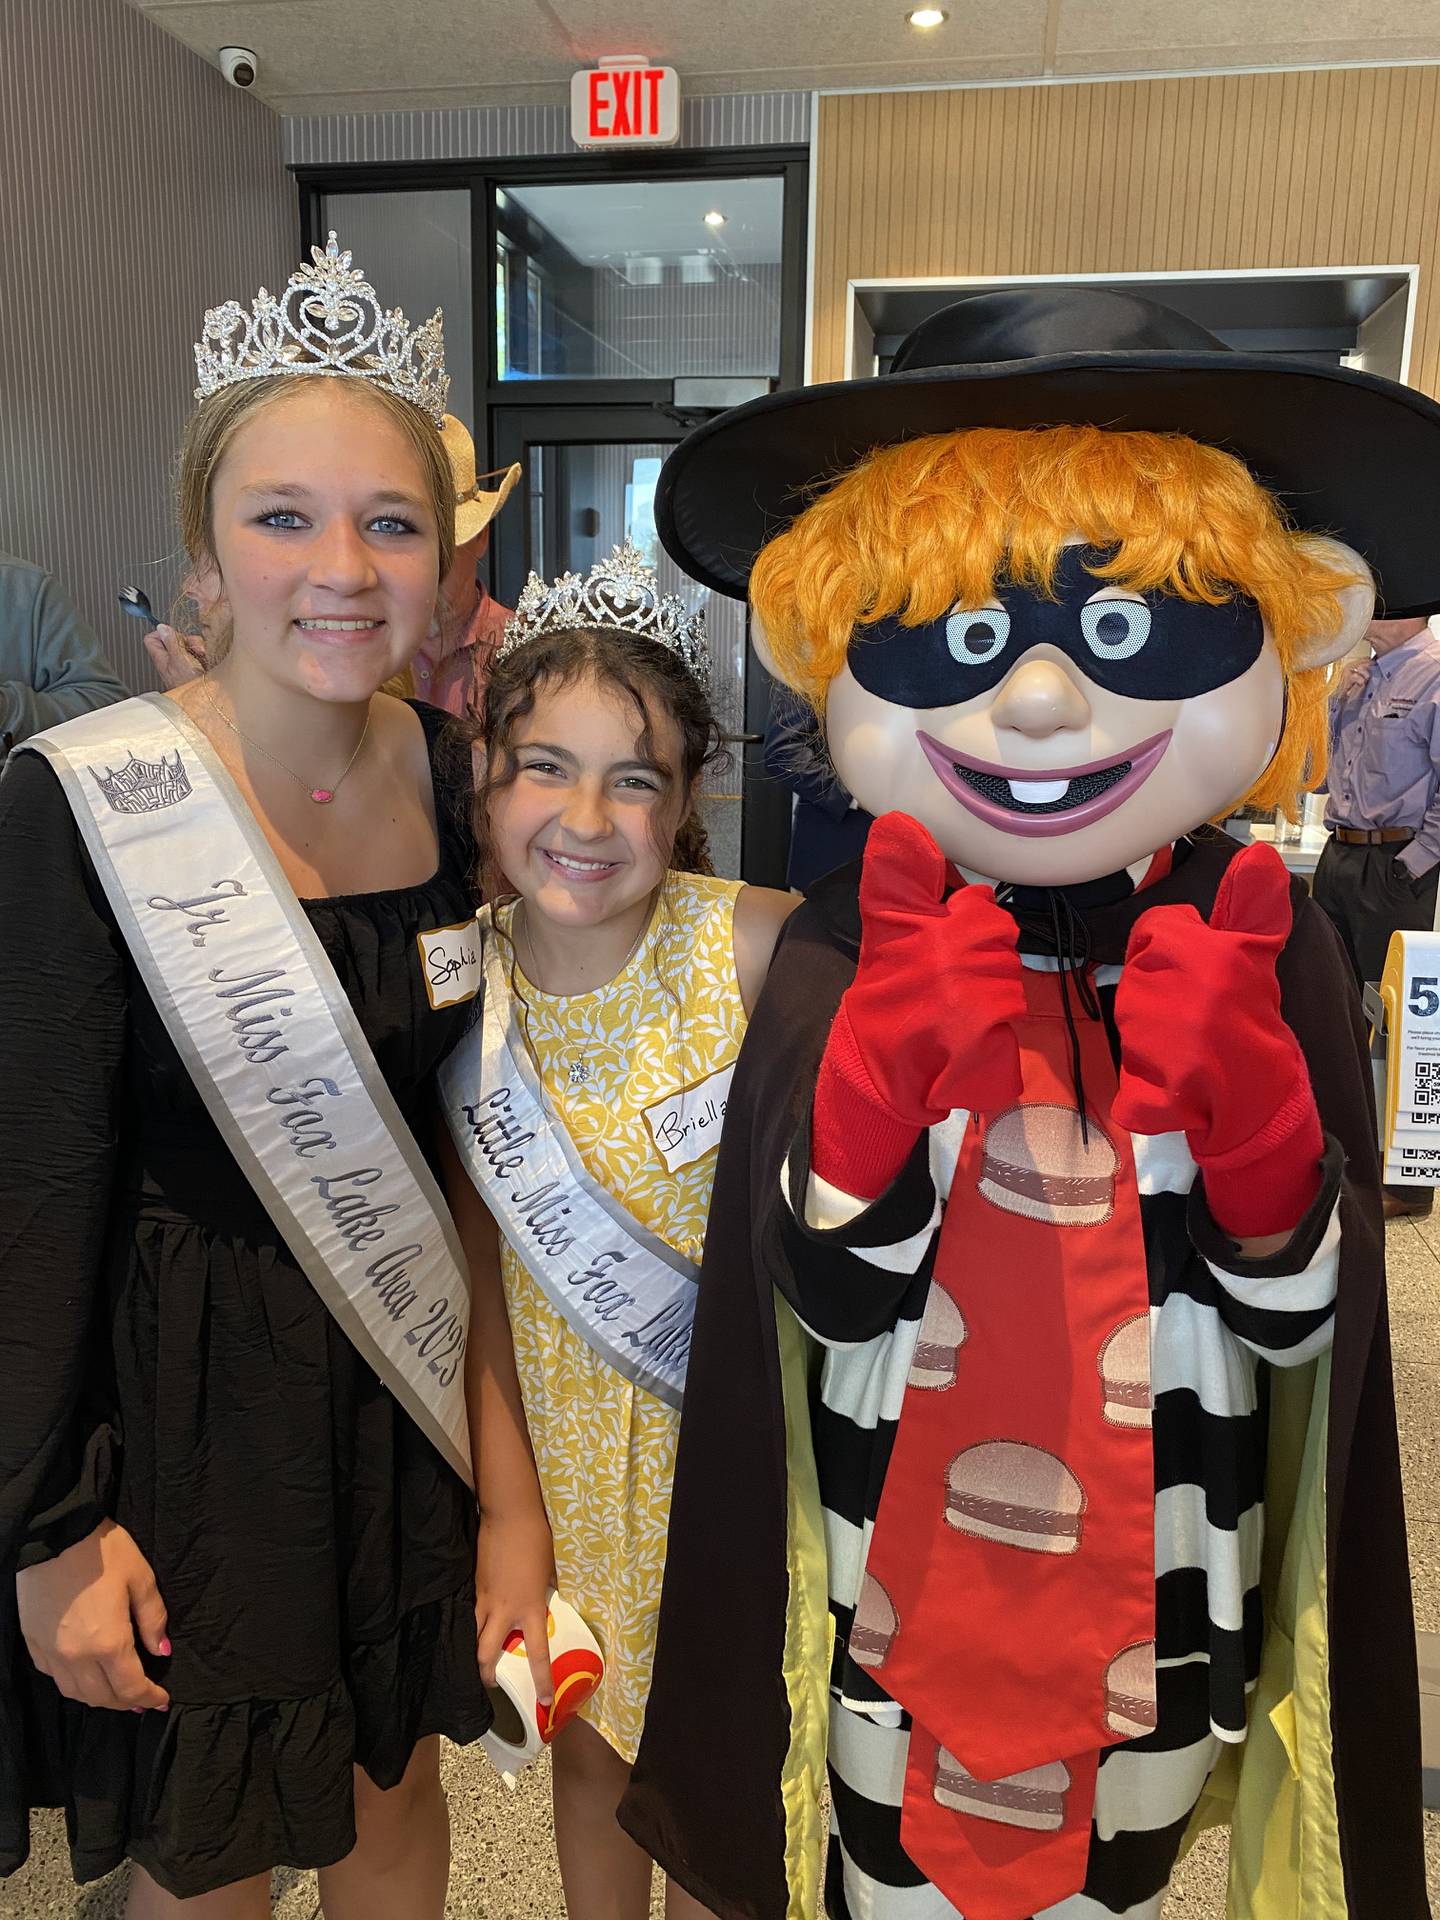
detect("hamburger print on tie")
[850,1572,899,1670]
[933,1752,1073,1834]
[944,1440,1087,1556]
[908,1283,968,1390]
[1098,1314,1152,1428]
[1103,1642,1159,1739]
[979,1102,1119,1226]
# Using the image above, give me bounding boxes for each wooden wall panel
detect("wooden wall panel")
[813,66,1440,392]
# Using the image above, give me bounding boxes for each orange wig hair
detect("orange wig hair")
[749,425,1357,814]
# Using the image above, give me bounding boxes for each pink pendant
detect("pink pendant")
[310,788,334,804]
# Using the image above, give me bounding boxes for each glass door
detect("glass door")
[490,404,788,885]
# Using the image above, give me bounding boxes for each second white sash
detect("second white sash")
[440,918,697,1409]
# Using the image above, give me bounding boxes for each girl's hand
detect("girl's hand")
[474,1507,556,1710]
[16,1519,171,1712]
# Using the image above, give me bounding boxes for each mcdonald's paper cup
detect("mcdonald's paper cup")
[479,1590,605,1786]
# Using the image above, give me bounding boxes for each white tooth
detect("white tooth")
[1008,778,1071,805]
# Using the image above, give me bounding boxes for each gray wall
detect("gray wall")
[283,91,811,165]
[0,0,298,690]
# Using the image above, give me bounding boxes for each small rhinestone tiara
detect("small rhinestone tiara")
[193,232,448,425]
[496,545,711,691]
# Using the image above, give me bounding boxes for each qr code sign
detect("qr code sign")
[1414,1060,1440,1106]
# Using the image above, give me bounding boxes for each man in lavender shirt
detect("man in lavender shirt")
[1313,611,1440,1215]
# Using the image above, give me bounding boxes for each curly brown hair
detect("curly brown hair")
[473,627,728,904]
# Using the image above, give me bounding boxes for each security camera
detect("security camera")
[219,46,258,89]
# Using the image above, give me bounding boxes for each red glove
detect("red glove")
[811,813,1026,1200]
[1112,843,1323,1240]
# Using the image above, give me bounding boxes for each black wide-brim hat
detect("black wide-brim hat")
[657,287,1440,616]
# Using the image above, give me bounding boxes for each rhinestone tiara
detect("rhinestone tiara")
[496,545,711,691]
[193,232,448,426]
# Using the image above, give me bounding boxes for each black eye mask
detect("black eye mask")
[846,545,1266,710]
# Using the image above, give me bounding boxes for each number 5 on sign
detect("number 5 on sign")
[1380,932,1440,1176]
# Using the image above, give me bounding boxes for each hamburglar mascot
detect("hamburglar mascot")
[617,291,1433,1920]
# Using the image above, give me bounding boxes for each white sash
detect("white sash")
[20,694,473,1484]
[439,916,697,1409]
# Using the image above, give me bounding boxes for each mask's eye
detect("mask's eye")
[1081,597,1152,660]
[946,606,1010,665]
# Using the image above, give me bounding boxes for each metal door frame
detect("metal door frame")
[489,403,790,886]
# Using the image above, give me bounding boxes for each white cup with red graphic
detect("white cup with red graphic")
[479,1590,606,1786]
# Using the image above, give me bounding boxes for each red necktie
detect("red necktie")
[859,967,1156,1920]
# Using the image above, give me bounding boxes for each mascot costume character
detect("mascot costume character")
[618,291,1433,1920]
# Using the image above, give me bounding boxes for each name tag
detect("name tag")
[418,920,482,1009]
[642,1062,736,1174]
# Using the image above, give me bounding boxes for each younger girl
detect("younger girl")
[440,550,796,1919]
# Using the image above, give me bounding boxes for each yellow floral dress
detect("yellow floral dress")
[497,872,747,1763]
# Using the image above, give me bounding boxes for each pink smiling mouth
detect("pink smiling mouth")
[916,730,1172,838]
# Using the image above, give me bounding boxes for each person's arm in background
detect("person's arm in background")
[142,625,206,689]
[0,562,130,743]
[1395,672,1440,884]
[762,681,857,824]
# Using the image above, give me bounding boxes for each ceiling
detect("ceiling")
[126,0,1440,116]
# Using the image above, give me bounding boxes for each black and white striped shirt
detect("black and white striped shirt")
[773,958,1342,1747]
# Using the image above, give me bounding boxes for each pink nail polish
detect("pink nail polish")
[158,1638,172,1656]
[131,1707,144,1714]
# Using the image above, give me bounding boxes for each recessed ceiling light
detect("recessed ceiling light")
[703,209,727,227]
[907,6,949,24]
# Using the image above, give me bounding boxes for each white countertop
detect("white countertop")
[1226,820,1330,877]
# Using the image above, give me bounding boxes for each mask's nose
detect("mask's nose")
[988,652,1094,738]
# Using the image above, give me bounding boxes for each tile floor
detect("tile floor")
[3,1217,1438,1919]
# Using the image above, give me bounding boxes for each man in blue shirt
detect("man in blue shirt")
[0,551,128,751]
[1314,611,1440,1215]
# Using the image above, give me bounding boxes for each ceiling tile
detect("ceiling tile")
[129,0,1051,109]
[127,0,1440,111]
[1055,0,1440,61]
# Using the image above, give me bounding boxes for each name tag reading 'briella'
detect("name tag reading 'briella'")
[642,1062,736,1174]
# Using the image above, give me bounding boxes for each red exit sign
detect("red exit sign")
[571,57,680,148]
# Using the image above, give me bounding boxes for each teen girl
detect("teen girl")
[0,239,491,1916]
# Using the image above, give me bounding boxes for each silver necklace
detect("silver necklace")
[201,681,371,805]
[516,899,652,1087]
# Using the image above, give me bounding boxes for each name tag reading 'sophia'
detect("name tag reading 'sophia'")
[417,920,482,1010]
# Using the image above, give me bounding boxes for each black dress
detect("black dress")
[0,703,492,1898]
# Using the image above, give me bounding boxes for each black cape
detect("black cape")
[620,828,1429,1920]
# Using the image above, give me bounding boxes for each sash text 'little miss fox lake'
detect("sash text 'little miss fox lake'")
[463,1086,692,1370]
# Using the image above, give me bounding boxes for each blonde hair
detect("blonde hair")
[174,375,455,663]
[750,425,1358,814]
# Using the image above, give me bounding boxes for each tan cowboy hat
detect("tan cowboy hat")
[441,415,521,545]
